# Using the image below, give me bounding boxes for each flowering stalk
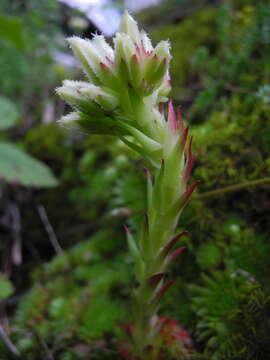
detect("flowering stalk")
[56,11,196,359]
[122,102,196,359]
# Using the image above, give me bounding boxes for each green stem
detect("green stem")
[132,170,180,359]
[197,177,270,199]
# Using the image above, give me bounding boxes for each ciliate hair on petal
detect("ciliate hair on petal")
[58,111,80,124]
[62,80,89,87]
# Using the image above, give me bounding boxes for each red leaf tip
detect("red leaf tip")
[167,246,187,263]
[168,101,178,134]
[123,225,130,234]
[100,62,110,72]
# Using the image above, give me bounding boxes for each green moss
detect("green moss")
[192,272,270,359]
[196,243,222,269]
[151,8,217,97]
[13,229,131,358]
[79,296,126,340]
[23,123,68,168]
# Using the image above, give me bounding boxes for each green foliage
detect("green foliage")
[0,96,19,130]
[0,5,61,100]
[0,14,25,49]
[0,37,30,98]
[1,2,270,359]
[191,272,270,359]
[190,3,270,115]
[0,10,60,189]
[13,229,132,358]
[224,228,270,281]
[21,124,145,252]
[151,7,217,97]
[111,163,146,228]
[196,243,222,269]
[23,123,71,175]
[79,296,126,339]
[148,3,270,358]
[66,136,145,224]
[0,274,14,301]
[0,141,58,187]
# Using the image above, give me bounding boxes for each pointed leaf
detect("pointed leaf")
[139,214,152,260]
[152,159,165,211]
[147,273,165,289]
[179,181,199,215]
[168,100,178,135]
[144,167,153,211]
[155,278,176,303]
[119,322,134,340]
[183,136,196,183]
[157,231,188,265]
[124,225,141,260]
[166,246,186,264]
[163,231,188,257]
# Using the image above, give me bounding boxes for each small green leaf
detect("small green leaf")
[125,226,141,260]
[0,274,14,301]
[125,226,144,280]
[0,96,19,130]
[0,141,58,187]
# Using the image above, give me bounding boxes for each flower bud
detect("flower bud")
[68,37,101,84]
[119,10,141,44]
[56,81,102,115]
[157,74,171,98]
[57,80,119,115]
[114,33,136,83]
[154,41,171,63]
[140,31,154,57]
[59,111,122,136]
[142,41,171,91]
[94,92,119,110]
[68,36,118,88]
[129,54,142,90]
[78,84,119,110]
[91,35,114,64]
[114,33,149,92]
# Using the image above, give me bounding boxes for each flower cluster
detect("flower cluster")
[67,11,171,95]
[56,12,173,163]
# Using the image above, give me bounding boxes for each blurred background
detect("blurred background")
[0,0,270,359]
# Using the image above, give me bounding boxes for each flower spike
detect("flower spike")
[57,11,197,359]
